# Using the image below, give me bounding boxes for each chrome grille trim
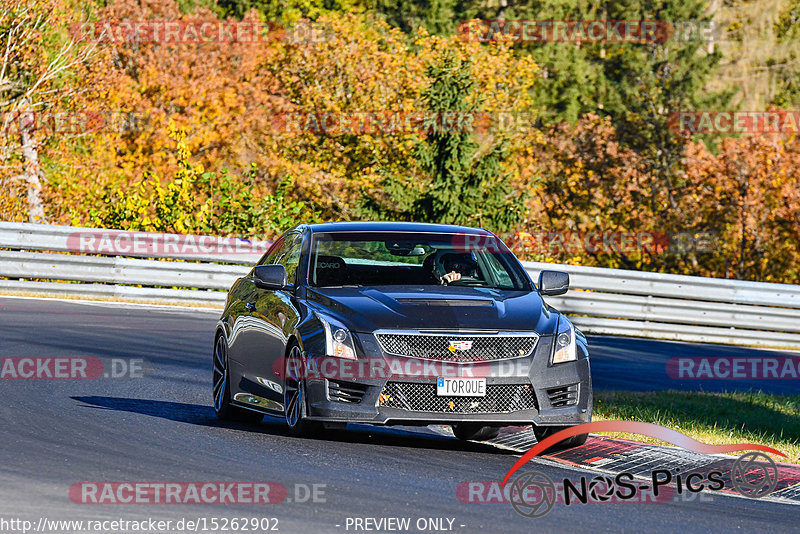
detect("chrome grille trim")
[373,330,539,363]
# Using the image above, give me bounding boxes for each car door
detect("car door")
[227,236,284,402]
[236,232,303,404]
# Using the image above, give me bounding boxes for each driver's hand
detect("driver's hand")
[441,271,461,284]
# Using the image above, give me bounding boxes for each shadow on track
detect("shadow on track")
[70,395,514,454]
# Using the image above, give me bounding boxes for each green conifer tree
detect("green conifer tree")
[411,52,523,231]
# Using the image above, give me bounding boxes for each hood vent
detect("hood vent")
[395,298,493,307]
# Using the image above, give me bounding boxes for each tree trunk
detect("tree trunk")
[497,0,508,20]
[19,99,46,223]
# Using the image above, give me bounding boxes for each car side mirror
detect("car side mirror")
[538,270,569,296]
[253,264,288,290]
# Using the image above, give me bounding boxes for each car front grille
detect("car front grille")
[374,332,538,363]
[378,382,538,414]
[547,384,579,407]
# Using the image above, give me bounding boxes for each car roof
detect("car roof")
[306,221,492,235]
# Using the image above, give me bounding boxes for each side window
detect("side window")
[257,237,285,266]
[254,233,302,285]
[276,233,303,285]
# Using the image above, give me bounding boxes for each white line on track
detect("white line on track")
[0,294,221,314]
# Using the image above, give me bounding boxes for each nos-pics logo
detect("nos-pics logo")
[502,421,782,518]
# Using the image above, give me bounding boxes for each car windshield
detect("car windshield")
[309,231,530,290]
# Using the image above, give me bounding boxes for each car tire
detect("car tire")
[532,425,588,451]
[283,342,323,438]
[213,335,264,424]
[452,424,500,441]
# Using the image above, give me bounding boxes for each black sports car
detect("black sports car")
[213,222,591,446]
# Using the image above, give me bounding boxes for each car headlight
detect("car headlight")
[316,312,357,360]
[552,318,576,364]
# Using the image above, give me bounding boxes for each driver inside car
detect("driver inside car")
[426,251,481,285]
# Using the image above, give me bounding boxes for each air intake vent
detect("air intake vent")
[379,382,538,413]
[547,384,579,407]
[328,381,367,404]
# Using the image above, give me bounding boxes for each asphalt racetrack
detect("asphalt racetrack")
[0,296,797,533]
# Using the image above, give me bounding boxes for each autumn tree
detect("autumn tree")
[681,135,800,283]
[268,14,426,219]
[269,14,538,223]
[0,0,98,223]
[90,122,319,237]
[526,114,669,268]
[48,0,296,229]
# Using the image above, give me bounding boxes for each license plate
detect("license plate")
[436,377,486,397]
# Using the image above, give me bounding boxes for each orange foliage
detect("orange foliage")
[682,135,800,282]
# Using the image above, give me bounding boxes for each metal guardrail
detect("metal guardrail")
[2,222,800,348]
[525,263,800,348]
[0,222,269,263]
[0,222,250,306]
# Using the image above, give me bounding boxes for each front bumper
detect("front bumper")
[304,333,592,427]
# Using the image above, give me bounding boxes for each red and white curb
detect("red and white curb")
[431,425,800,504]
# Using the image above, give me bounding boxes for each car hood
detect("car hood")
[306,285,558,334]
